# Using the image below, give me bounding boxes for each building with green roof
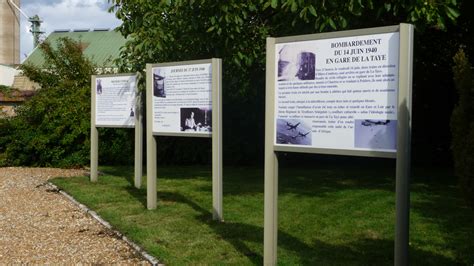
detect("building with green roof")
[23,28,127,68]
[2,29,127,117]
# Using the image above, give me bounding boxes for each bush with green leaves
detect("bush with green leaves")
[0,85,13,95]
[451,49,474,210]
[0,37,133,167]
[0,85,13,117]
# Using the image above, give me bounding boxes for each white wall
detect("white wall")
[0,64,19,86]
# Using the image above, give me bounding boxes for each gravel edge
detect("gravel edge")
[46,182,162,266]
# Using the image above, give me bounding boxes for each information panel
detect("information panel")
[151,63,212,136]
[274,32,399,153]
[95,75,136,127]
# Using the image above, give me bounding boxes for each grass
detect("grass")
[50,162,474,265]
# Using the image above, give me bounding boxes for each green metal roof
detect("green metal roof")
[23,30,127,68]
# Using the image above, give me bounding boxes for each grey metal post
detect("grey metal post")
[395,23,414,266]
[134,89,143,188]
[212,58,223,221]
[264,37,278,265]
[90,75,98,182]
[146,64,157,209]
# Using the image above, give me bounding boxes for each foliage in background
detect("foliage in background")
[409,0,474,165]
[451,49,474,210]
[0,85,14,117]
[0,85,14,97]
[108,0,461,165]
[0,38,94,167]
[0,38,133,167]
[110,0,460,73]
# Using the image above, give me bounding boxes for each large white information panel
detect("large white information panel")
[265,24,414,266]
[95,75,136,127]
[151,63,212,136]
[274,32,399,153]
[146,59,223,221]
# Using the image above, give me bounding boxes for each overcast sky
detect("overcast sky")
[19,0,121,61]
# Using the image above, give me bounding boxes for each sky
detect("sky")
[19,0,122,61]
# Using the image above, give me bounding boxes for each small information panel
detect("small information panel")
[274,32,399,153]
[94,75,137,127]
[151,63,212,136]
[91,73,143,188]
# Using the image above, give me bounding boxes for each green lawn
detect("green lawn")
[51,163,474,265]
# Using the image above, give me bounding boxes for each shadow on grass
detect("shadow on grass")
[123,183,456,265]
[100,164,470,264]
[106,162,396,198]
[102,165,213,183]
[409,169,474,264]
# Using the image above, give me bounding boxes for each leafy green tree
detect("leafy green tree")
[108,0,461,164]
[402,0,473,165]
[110,0,460,73]
[451,48,474,210]
[0,37,133,167]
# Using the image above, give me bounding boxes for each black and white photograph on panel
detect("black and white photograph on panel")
[96,78,103,95]
[278,44,316,81]
[276,118,312,145]
[354,119,397,151]
[153,68,166,98]
[180,107,212,132]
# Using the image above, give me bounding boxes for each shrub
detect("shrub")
[0,38,133,167]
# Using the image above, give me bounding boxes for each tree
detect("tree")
[107,0,461,164]
[0,38,133,167]
[110,1,460,74]
[451,49,474,210]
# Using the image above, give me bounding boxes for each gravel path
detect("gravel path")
[0,167,149,264]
